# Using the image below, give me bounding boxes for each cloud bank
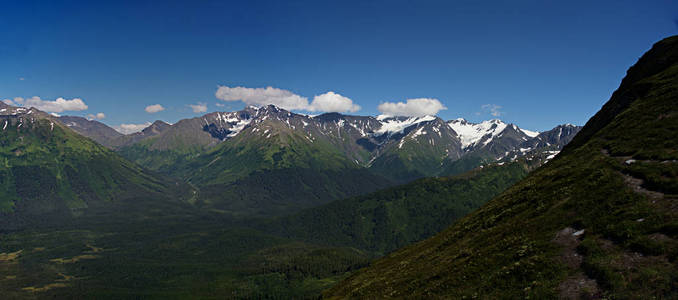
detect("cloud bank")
[308,91,360,113]
[87,112,106,120]
[189,102,207,113]
[215,86,360,113]
[216,86,309,110]
[377,98,446,117]
[114,122,152,134]
[145,104,165,113]
[2,96,88,113]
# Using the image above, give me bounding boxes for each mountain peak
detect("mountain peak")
[315,112,345,121]
[151,120,169,126]
[142,120,171,135]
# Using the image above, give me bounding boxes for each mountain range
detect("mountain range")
[59,104,580,182]
[47,103,580,217]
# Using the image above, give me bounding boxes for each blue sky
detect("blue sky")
[1,0,677,132]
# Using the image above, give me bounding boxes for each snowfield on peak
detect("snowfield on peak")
[374,115,436,136]
[447,119,507,148]
[520,128,540,138]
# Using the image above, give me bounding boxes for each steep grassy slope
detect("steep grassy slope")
[269,160,533,255]
[326,36,678,299]
[0,109,193,230]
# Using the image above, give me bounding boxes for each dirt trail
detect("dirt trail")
[600,149,666,199]
[554,227,601,299]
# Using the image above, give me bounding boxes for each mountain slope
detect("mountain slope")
[115,109,257,172]
[173,105,393,216]
[439,123,581,176]
[56,116,123,148]
[0,105,193,230]
[111,103,573,183]
[368,116,463,182]
[326,36,678,299]
[268,160,536,255]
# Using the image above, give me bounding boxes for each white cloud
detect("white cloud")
[19,77,25,81]
[308,91,360,113]
[216,86,309,111]
[377,98,446,117]
[145,104,165,113]
[189,102,207,113]
[481,104,503,117]
[215,86,361,113]
[215,103,225,107]
[87,112,106,120]
[114,122,152,134]
[1,96,88,113]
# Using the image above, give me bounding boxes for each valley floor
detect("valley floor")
[0,216,369,299]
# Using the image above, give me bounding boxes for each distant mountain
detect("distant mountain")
[367,116,463,182]
[112,120,171,147]
[107,105,579,183]
[0,104,194,230]
[46,100,580,217]
[56,116,123,148]
[520,123,581,150]
[326,35,678,299]
[440,121,581,176]
[169,105,394,216]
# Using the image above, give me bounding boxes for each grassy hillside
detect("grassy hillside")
[326,36,678,299]
[269,161,532,255]
[0,113,193,230]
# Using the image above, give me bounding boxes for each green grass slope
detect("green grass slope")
[269,161,532,255]
[326,36,678,299]
[0,113,193,230]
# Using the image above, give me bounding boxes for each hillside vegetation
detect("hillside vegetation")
[0,113,193,231]
[269,161,533,255]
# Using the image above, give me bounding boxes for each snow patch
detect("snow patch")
[546,150,561,160]
[374,115,436,136]
[521,128,539,137]
[226,118,252,138]
[411,127,426,139]
[448,119,507,148]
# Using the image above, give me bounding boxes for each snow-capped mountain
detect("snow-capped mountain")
[57,104,581,182]
[448,118,509,149]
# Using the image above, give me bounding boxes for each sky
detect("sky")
[1,0,677,133]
